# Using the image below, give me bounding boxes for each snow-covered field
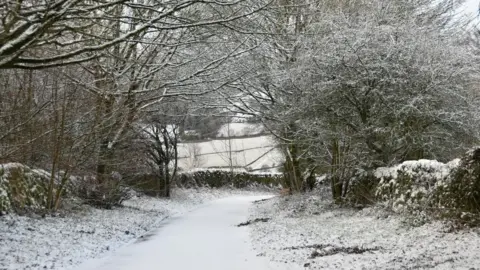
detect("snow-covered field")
[177,135,283,172]
[248,189,480,270]
[0,188,263,270]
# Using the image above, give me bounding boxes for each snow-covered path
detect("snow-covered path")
[75,195,297,270]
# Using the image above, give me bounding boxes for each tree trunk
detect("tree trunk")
[330,139,343,202]
[96,138,114,183]
[158,162,164,197]
[165,160,170,198]
[284,142,302,193]
[163,127,171,198]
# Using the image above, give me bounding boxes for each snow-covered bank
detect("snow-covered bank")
[0,188,266,270]
[248,191,480,270]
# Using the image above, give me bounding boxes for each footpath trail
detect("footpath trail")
[74,195,301,270]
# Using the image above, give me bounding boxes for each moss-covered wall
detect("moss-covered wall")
[0,163,50,213]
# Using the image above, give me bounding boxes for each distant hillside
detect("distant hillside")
[177,134,283,174]
[216,123,266,138]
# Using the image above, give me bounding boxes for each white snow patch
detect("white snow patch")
[73,195,300,270]
[248,191,480,269]
[0,188,263,270]
[177,135,283,173]
[374,159,454,180]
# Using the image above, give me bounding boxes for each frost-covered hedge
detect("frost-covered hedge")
[374,159,459,212]
[0,163,50,213]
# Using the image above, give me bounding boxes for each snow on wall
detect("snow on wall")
[0,163,51,213]
[373,159,461,213]
[374,159,459,181]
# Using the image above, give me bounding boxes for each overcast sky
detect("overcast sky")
[464,0,479,16]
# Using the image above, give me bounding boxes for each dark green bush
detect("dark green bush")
[176,170,282,189]
[344,170,379,206]
[125,174,166,197]
[434,147,480,225]
[125,170,282,197]
[77,175,130,209]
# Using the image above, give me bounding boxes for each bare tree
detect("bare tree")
[52,0,273,204]
[211,116,238,174]
[0,0,276,208]
[142,121,179,197]
[0,0,271,69]
[184,143,204,170]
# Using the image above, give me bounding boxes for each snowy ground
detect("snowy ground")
[0,188,264,270]
[74,195,299,270]
[248,188,480,270]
